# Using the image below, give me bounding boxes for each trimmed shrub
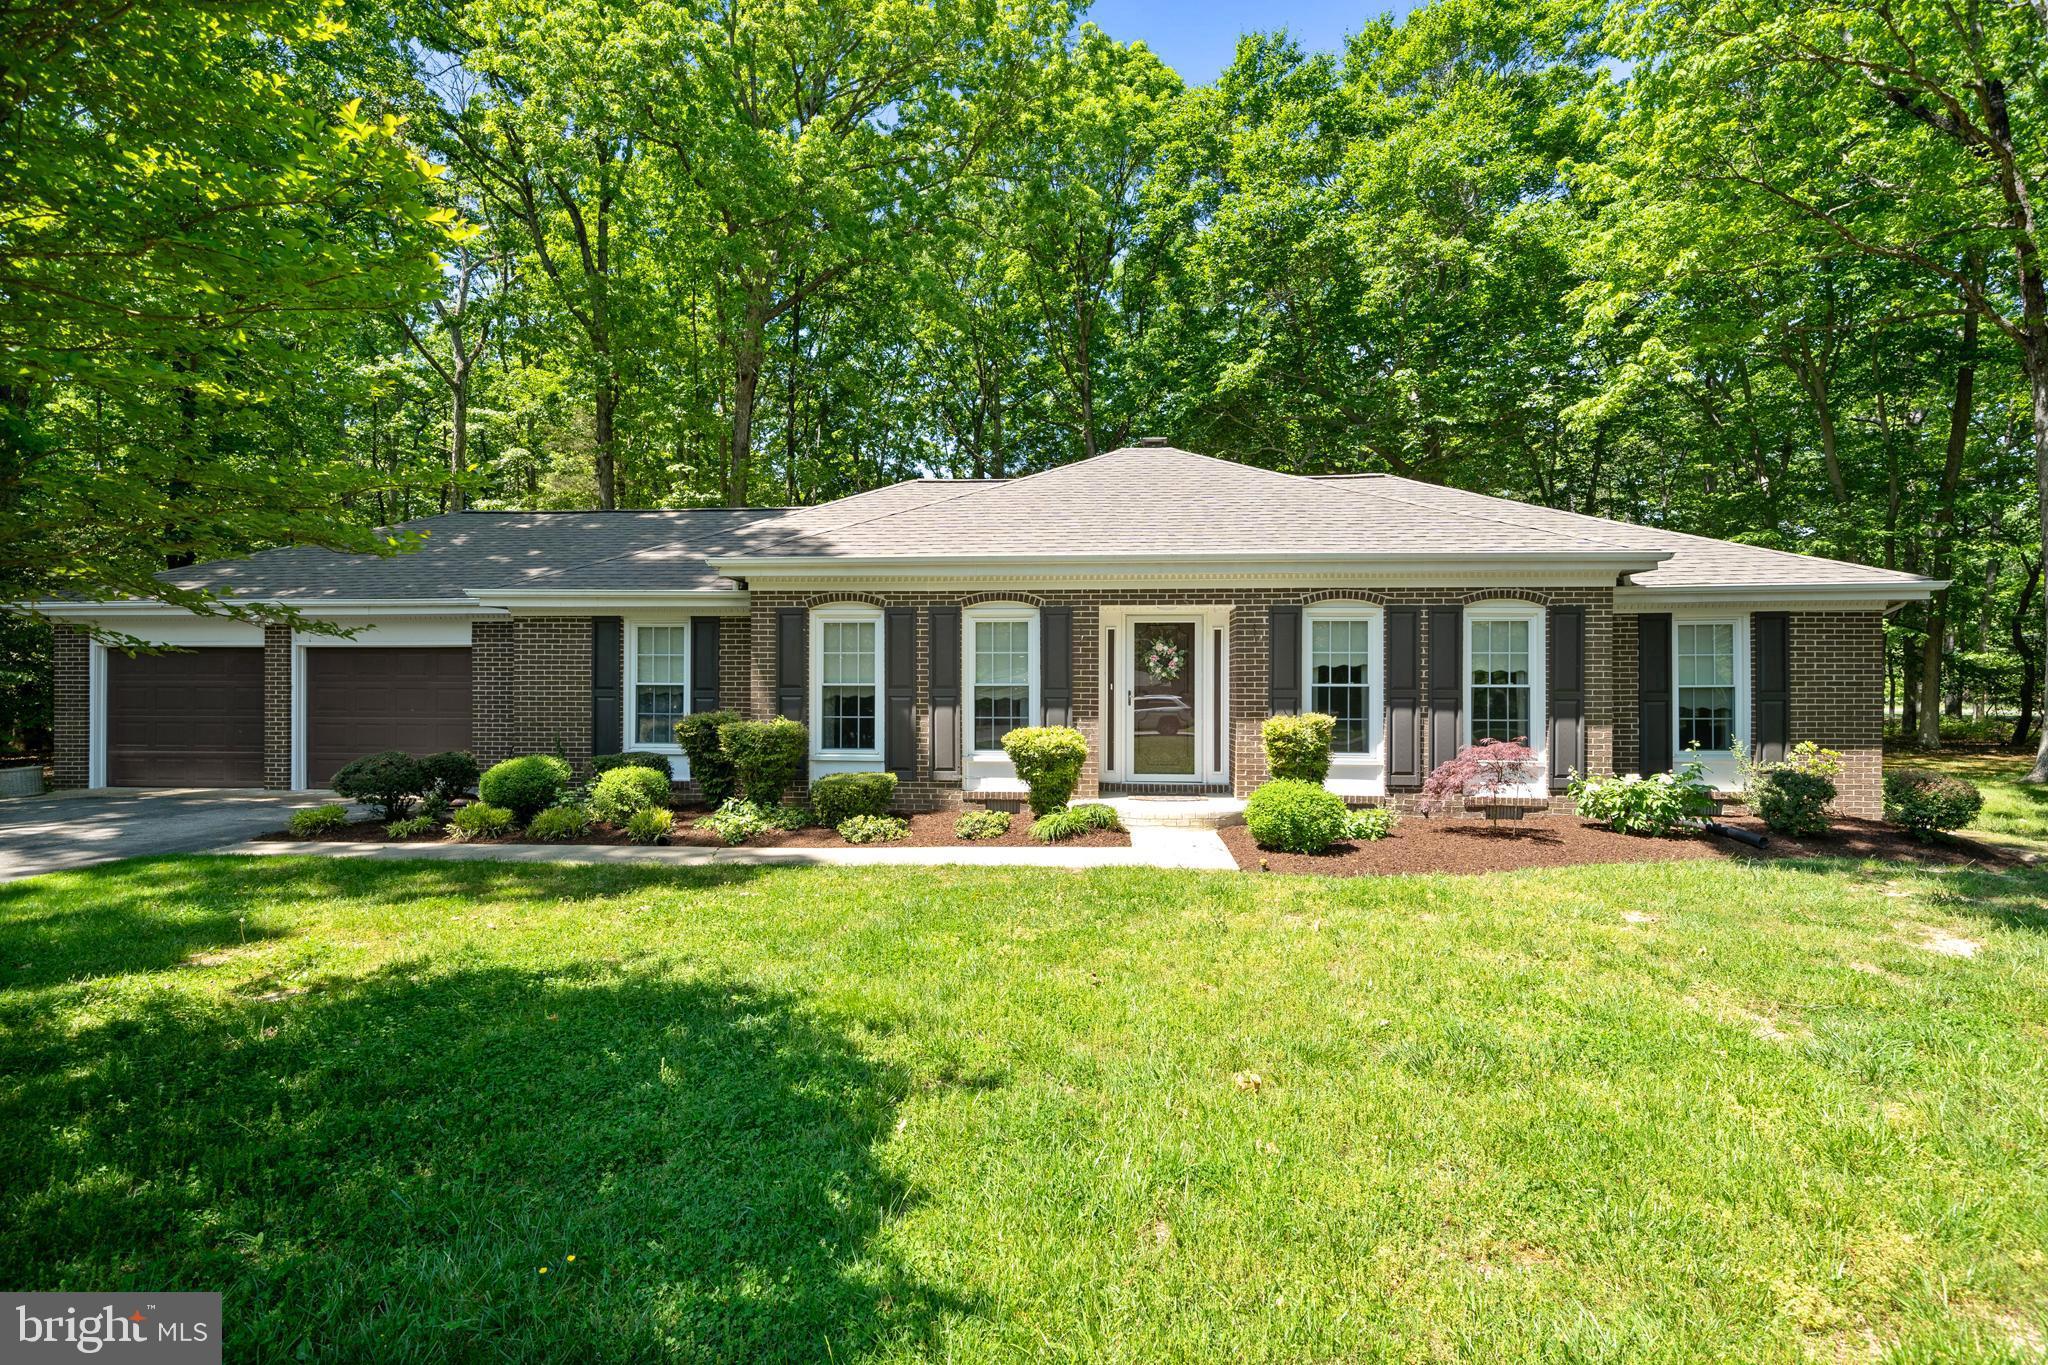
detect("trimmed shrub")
[1568,762,1716,836]
[1342,806,1398,842]
[954,809,1012,840]
[385,815,442,840]
[526,805,593,841]
[811,772,897,827]
[1029,802,1123,842]
[287,803,349,837]
[450,802,515,839]
[1884,769,1983,840]
[588,765,672,825]
[420,750,480,800]
[696,798,767,846]
[674,710,741,806]
[1245,778,1349,853]
[1263,712,1335,783]
[838,814,908,844]
[330,750,428,821]
[625,807,673,845]
[592,751,672,780]
[1750,768,1836,837]
[718,718,808,807]
[478,754,571,821]
[1001,726,1089,815]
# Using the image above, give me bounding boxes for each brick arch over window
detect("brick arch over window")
[1292,589,1391,607]
[1452,588,1553,607]
[960,590,1049,608]
[800,591,890,609]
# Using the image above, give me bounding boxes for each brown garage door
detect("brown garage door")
[108,648,265,786]
[306,647,473,786]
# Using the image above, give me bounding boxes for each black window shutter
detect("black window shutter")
[689,616,722,712]
[1040,607,1073,726]
[1548,606,1585,790]
[929,606,961,779]
[1755,612,1791,764]
[775,607,806,722]
[1427,605,1463,771]
[1385,606,1421,788]
[591,616,623,755]
[1637,613,1673,774]
[884,608,917,777]
[1268,605,1302,714]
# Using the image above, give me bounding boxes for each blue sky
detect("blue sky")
[1083,0,1424,85]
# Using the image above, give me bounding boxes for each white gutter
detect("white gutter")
[708,549,1673,578]
[1615,579,1945,606]
[465,589,748,610]
[29,597,510,619]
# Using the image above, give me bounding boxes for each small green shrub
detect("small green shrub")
[811,771,897,826]
[287,803,350,837]
[591,751,672,780]
[587,765,672,824]
[674,710,741,806]
[1342,806,1398,842]
[330,750,428,821]
[525,805,593,841]
[1245,778,1349,853]
[696,798,768,846]
[1568,762,1716,836]
[837,814,909,844]
[478,754,571,821]
[718,718,808,806]
[1263,712,1335,783]
[954,809,1012,840]
[416,791,452,823]
[1029,802,1123,842]
[419,750,479,800]
[1750,768,1836,837]
[450,802,515,839]
[385,815,442,840]
[625,807,673,845]
[1001,726,1089,815]
[759,802,813,831]
[1884,769,1983,840]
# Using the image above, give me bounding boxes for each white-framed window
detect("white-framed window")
[1462,603,1547,794]
[811,606,883,758]
[965,606,1038,756]
[1676,621,1737,752]
[1305,607,1381,757]
[625,623,689,752]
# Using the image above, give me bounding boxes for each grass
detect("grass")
[3,855,2047,1361]
[1884,749,2048,845]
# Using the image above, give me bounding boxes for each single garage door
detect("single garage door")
[306,647,472,787]
[107,647,265,786]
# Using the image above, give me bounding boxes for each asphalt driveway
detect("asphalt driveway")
[0,790,345,881]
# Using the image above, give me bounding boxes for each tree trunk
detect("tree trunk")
[2014,557,2042,750]
[2027,351,2048,780]
[726,295,768,508]
[594,370,618,510]
[448,359,470,514]
[1902,625,1921,738]
[1916,618,1943,748]
[1918,293,1979,750]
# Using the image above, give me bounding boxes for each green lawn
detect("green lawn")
[1885,749,2048,846]
[3,856,2046,1361]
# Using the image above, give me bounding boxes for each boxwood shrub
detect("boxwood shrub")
[811,772,897,827]
[1883,768,1983,840]
[1245,778,1348,853]
[1262,712,1335,783]
[717,718,808,807]
[675,710,742,805]
[588,765,671,825]
[1000,726,1088,815]
[419,750,480,800]
[1750,768,1836,837]
[478,755,571,821]
[591,751,672,780]
[331,750,428,821]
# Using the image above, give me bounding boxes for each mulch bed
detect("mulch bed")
[1222,815,2028,878]
[261,807,1129,851]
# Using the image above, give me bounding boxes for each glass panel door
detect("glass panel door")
[1131,621,1197,776]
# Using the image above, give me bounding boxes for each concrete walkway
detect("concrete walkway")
[220,824,1240,872]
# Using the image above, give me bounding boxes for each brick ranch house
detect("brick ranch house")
[43,444,1940,817]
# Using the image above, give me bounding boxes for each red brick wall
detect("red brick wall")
[51,625,89,790]
[1788,611,1884,818]
[263,625,292,788]
[468,618,594,774]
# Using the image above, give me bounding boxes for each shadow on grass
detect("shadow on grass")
[1758,855,2048,934]
[0,958,962,1361]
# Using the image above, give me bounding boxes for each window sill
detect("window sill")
[813,751,882,763]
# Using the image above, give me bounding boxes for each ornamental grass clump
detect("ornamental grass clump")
[450,802,515,840]
[525,805,593,842]
[1262,712,1335,783]
[625,807,673,844]
[1027,802,1122,842]
[1001,727,1088,815]
[287,803,350,837]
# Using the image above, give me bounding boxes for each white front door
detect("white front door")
[1105,609,1229,787]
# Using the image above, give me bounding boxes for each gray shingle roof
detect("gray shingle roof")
[146,447,1937,602]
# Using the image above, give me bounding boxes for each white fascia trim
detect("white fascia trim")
[710,551,1668,579]
[1617,582,1942,608]
[465,590,749,612]
[33,598,507,621]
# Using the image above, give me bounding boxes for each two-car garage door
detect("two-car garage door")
[305,647,473,787]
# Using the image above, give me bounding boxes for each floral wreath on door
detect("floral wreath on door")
[1143,634,1186,683]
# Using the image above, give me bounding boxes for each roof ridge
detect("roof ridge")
[1324,474,1640,553]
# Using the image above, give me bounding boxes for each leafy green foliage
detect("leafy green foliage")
[1884,770,1985,841]
[592,752,672,780]
[420,752,480,801]
[449,803,515,839]
[954,809,1013,840]
[836,814,909,844]
[587,767,672,826]
[674,712,742,806]
[330,752,429,821]
[286,803,350,837]
[1568,764,1717,837]
[696,799,768,846]
[1001,727,1089,815]
[810,773,897,827]
[1029,803,1123,842]
[525,806,593,842]
[1263,713,1335,784]
[1750,771,1837,838]
[478,756,571,821]
[384,815,443,840]
[1244,780,1349,853]
[1342,806,1398,842]
[624,807,673,845]
[717,720,808,808]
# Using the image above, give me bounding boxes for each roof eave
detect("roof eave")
[708,549,1671,576]
[1616,580,1946,605]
